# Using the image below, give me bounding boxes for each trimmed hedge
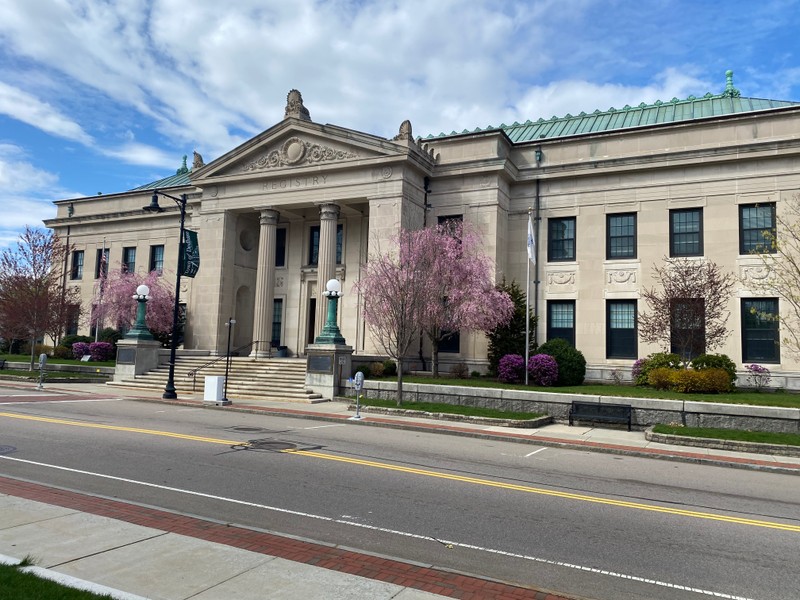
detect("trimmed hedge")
[648,367,732,393]
[535,338,586,386]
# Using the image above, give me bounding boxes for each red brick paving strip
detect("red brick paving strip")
[0,476,577,600]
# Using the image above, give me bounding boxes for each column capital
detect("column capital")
[318,203,340,221]
[259,209,280,226]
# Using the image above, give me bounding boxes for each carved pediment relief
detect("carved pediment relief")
[241,136,359,172]
[606,269,637,285]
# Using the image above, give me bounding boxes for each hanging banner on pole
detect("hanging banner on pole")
[182,229,200,278]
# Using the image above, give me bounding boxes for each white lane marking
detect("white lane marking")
[0,455,755,600]
[303,424,347,430]
[525,448,546,457]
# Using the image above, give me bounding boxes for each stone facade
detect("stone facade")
[45,85,800,382]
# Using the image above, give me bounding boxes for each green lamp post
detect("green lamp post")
[125,285,154,340]
[315,278,346,345]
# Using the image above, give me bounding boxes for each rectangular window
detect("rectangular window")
[439,331,460,354]
[271,298,283,345]
[606,300,637,358]
[308,224,343,266]
[95,248,109,279]
[739,203,776,254]
[607,213,637,259]
[149,245,164,274]
[547,300,575,346]
[122,247,136,273]
[547,217,576,261]
[275,228,287,267]
[741,298,780,363]
[670,208,703,257]
[670,298,705,360]
[70,250,84,280]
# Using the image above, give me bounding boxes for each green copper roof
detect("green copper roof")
[425,71,799,143]
[128,155,192,191]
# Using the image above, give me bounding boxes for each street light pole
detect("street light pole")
[143,189,187,400]
[223,317,236,404]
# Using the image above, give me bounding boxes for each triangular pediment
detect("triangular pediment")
[193,120,408,182]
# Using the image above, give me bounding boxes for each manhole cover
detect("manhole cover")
[247,439,297,451]
[0,445,16,455]
[229,426,267,433]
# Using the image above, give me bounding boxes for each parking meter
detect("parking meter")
[350,371,365,420]
[37,353,47,389]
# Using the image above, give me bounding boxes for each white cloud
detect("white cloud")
[0,82,93,144]
[101,142,178,168]
[0,144,81,248]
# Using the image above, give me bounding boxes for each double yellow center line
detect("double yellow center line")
[3,411,798,533]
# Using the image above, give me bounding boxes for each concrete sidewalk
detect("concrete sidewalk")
[1,379,798,600]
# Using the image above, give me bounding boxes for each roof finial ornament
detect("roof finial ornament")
[192,151,204,170]
[393,119,413,142]
[176,155,189,175]
[284,89,311,121]
[722,69,741,98]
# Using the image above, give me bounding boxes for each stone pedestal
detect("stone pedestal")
[305,343,353,401]
[114,338,162,382]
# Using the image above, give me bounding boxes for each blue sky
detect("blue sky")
[1,0,799,248]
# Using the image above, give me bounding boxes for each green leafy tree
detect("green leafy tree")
[487,278,536,376]
[0,226,82,369]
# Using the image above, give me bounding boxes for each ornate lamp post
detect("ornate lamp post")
[125,285,153,340]
[315,278,345,345]
[143,190,187,400]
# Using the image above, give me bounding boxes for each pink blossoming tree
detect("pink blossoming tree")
[92,267,175,337]
[355,223,513,403]
[418,221,514,377]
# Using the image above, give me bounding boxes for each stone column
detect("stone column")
[315,203,340,339]
[251,209,279,357]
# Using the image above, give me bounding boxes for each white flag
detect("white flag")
[527,214,536,265]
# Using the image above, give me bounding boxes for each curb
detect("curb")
[346,403,554,428]
[645,427,800,457]
[0,553,148,600]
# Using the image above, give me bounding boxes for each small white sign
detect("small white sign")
[354,371,364,391]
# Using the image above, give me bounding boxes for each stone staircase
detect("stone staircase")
[108,355,325,403]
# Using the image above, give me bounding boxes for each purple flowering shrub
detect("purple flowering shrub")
[89,342,114,362]
[744,363,771,391]
[527,354,558,386]
[498,354,525,383]
[72,342,90,359]
[631,357,648,384]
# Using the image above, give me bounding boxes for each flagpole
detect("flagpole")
[525,207,532,385]
[95,237,106,342]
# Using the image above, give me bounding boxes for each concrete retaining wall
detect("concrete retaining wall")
[359,380,800,433]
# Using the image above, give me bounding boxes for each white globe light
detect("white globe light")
[326,278,341,294]
[136,284,150,296]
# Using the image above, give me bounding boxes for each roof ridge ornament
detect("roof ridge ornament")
[176,155,189,175]
[284,89,311,121]
[393,119,413,141]
[722,69,741,98]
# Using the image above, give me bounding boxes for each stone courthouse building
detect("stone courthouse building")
[45,73,800,381]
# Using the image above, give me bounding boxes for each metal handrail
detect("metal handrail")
[187,340,268,391]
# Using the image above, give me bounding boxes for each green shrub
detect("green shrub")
[52,345,71,359]
[635,352,682,385]
[672,368,732,393]
[647,367,675,390]
[369,362,385,377]
[353,365,370,378]
[34,344,53,356]
[61,335,92,349]
[535,338,586,386]
[98,327,123,348]
[449,361,469,379]
[690,353,736,386]
[470,370,481,378]
[382,359,397,377]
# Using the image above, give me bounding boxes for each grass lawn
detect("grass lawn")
[652,424,800,447]
[354,396,543,420]
[0,354,115,367]
[0,561,116,599]
[401,376,800,409]
[0,369,107,380]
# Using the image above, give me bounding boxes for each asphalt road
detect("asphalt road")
[0,393,798,600]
